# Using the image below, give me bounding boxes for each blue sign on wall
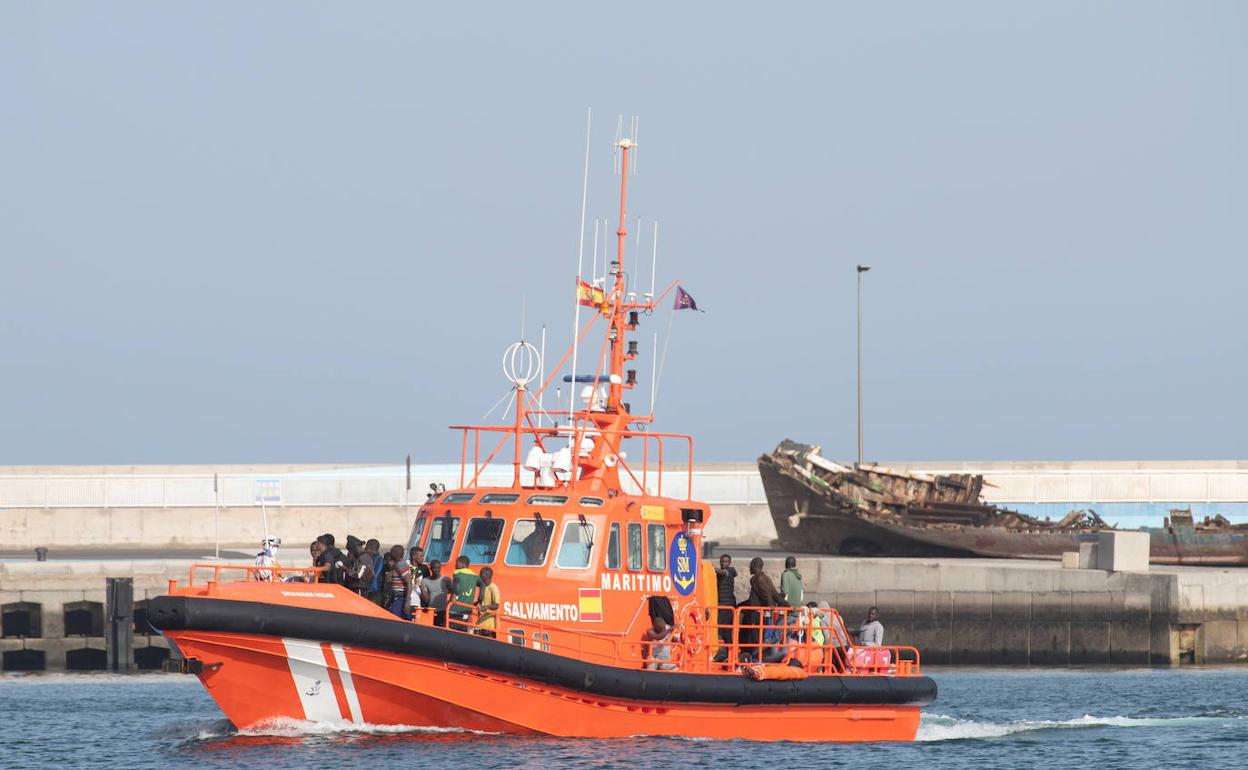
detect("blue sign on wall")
[669,531,697,596]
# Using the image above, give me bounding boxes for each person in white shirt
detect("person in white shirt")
[253,536,282,581]
[852,606,884,647]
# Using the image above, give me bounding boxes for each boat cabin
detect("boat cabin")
[406,484,710,636]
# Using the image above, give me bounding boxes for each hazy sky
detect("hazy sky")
[2,2,1245,465]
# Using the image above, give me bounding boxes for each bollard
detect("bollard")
[106,577,135,673]
[34,547,48,562]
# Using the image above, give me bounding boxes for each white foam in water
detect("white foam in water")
[233,718,497,739]
[917,712,1240,742]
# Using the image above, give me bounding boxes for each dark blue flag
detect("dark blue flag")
[674,285,702,312]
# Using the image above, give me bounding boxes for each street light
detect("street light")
[856,265,871,467]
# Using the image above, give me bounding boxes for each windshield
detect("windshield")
[462,517,505,565]
[505,519,555,567]
[425,515,461,564]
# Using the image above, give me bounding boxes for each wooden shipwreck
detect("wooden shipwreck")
[759,440,1248,565]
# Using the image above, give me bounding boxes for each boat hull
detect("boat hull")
[150,594,932,742]
[167,629,922,741]
[760,456,1248,564]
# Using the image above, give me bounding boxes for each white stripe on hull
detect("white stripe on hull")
[281,638,353,722]
[330,643,364,723]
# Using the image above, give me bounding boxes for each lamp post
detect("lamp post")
[856,265,871,467]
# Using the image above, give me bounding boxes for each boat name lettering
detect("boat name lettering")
[503,601,580,622]
[279,591,335,598]
[600,573,673,593]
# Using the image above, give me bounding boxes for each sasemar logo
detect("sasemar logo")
[669,531,697,595]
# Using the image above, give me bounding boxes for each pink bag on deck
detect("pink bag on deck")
[850,647,892,671]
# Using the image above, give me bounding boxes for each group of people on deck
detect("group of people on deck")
[255,534,501,637]
[714,553,885,664]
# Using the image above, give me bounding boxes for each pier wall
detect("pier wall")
[3,460,1246,550]
[0,560,180,672]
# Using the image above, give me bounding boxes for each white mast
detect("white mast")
[569,107,592,419]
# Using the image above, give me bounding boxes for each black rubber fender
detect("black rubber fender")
[148,595,936,707]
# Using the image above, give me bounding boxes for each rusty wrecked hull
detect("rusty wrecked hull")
[759,441,1248,566]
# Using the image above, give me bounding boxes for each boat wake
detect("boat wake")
[174,717,498,744]
[917,712,1244,742]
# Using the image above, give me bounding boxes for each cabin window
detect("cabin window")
[406,514,428,553]
[606,523,621,570]
[481,493,520,504]
[461,517,505,565]
[441,492,475,504]
[504,518,556,567]
[425,515,461,564]
[646,524,667,572]
[526,494,569,506]
[626,523,643,571]
[556,521,595,569]
[578,496,605,508]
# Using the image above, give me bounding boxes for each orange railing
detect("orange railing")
[176,563,326,593]
[432,600,921,677]
[447,422,695,498]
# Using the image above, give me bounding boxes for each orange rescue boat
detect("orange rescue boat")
[149,133,936,741]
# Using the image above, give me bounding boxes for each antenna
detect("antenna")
[630,116,639,173]
[599,217,608,283]
[569,107,592,418]
[613,115,624,173]
[591,218,600,283]
[649,221,658,300]
[538,324,547,428]
[634,216,641,266]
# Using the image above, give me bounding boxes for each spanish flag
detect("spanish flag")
[576,279,606,308]
[578,588,603,622]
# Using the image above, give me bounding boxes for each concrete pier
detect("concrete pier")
[0,559,180,672]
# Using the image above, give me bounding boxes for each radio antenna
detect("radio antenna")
[538,324,547,428]
[633,216,641,270]
[648,221,659,300]
[590,218,601,283]
[630,116,639,173]
[568,107,592,419]
[612,115,623,173]
[599,217,608,283]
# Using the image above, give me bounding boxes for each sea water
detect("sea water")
[1,668,1245,769]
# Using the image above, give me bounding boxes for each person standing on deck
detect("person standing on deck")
[253,536,281,581]
[851,607,884,646]
[364,539,385,604]
[424,560,451,627]
[713,554,738,662]
[739,557,785,662]
[450,556,483,632]
[386,553,412,619]
[475,567,500,638]
[780,556,804,607]
[780,556,804,638]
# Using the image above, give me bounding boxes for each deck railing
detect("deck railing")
[438,599,921,677]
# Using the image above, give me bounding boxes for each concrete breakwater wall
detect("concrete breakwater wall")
[4,459,1248,550]
[2,556,1246,671]
[0,560,179,672]
[0,503,771,552]
[744,557,1248,666]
